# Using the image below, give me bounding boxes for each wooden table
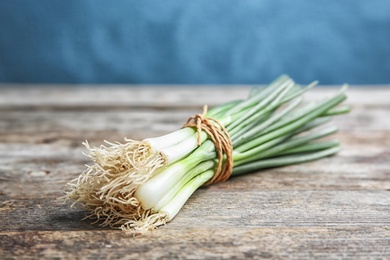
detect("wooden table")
[0,86,389,259]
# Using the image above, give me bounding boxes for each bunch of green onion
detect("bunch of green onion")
[65,75,349,233]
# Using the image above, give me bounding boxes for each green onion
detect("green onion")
[64,75,350,234]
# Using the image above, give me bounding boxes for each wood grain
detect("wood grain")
[0,86,389,259]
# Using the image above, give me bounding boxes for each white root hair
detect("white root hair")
[65,138,168,233]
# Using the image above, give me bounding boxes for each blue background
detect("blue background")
[0,1,389,85]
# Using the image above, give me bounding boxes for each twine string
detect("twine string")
[183,105,233,185]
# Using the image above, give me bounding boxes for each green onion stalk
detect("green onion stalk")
[64,75,349,234]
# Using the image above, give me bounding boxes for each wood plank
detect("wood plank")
[0,106,389,145]
[0,86,389,109]
[1,132,389,199]
[1,189,389,232]
[1,227,389,259]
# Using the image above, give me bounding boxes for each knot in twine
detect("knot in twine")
[183,105,233,185]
